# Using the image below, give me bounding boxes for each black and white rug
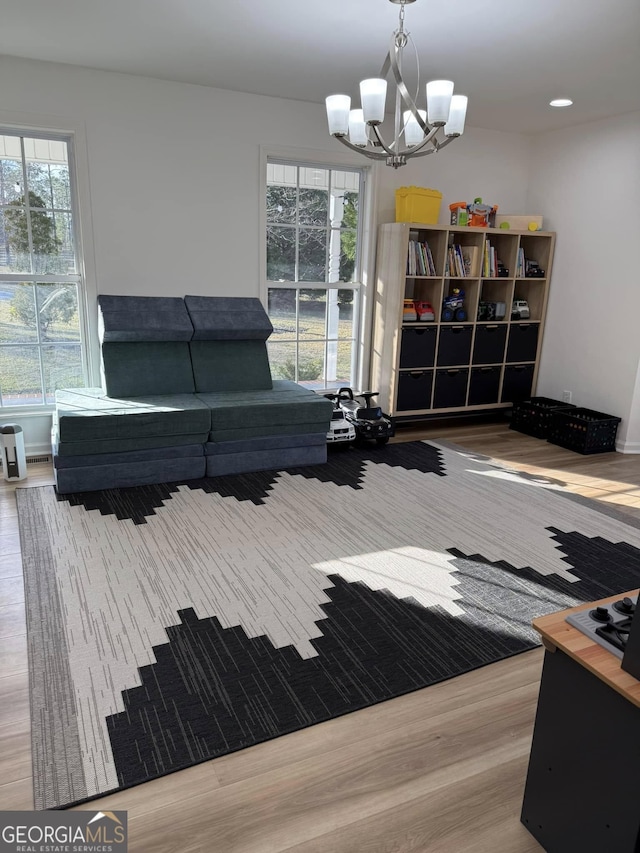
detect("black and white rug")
[16,440,640,809]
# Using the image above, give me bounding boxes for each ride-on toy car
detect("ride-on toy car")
[336,388,395,445]
[323,393,356,445]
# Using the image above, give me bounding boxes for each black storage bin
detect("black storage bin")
[472,324,507,365]
[510,397,576,439]
[501,364,534,403]
[399,326,437,369]
[468,366,501,406]
[437,325,472,367]
[547,407,621,454]
[433,368,469,409]
[396,370,433,411]
[506,323,540,363]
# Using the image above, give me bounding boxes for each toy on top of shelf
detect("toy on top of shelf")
[441,287,467,322]
[449,202,468,227]
[414,301,435,322]
[525,260,545,278]
[336,388,395,446]
[467,198,498,228]
[403,299,418,322]
[323,393,356,445]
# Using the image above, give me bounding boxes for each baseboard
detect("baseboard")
[616,440,640,454]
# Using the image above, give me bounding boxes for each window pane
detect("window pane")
[32,208,75,274]
[299,188,327,226]
[267,226,296,281]
[0,344,43,406]
[297,341,325,388]
[334,339,354,386]
[266,185,296,224]
[43,344,84,404]
[267,341,298,381]
[299,289,326,340]
[2,206,31,273]
[0,158,23,205]
[27,161,71,211]
[0,284,38,343]
[36,283,80,342]
[338,229,357,282]
[267,288,297,342]
[298,229,326,281]
[337,289,358,338]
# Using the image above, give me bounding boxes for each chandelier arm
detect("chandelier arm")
[370,124,397,157]
[388,34,434,136]
[434,133,459,151]
[332,134,388,160]
[402,125,439,156]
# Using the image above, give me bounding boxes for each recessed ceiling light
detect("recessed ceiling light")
[549,98,573,108]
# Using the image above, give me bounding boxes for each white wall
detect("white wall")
[528,111,640,449]
[0,56,531,452]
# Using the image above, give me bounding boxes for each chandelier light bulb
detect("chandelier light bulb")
[426,80,454,126]
[360,78,387,124]
[444,95,468,137]
[325,95,351,136]
[348,109,368,146]
[403,110,427,146]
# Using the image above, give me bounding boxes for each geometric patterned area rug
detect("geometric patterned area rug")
[16,440,640,809]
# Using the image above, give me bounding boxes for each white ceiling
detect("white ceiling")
[1,0,639,134]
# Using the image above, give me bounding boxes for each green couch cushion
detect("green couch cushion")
[189,340,273,392]
[98,295,194,342]
[102,341,195,397]
[185,296,273,341]
[55,389,211,442]
[196,381,333,435]
[54,433,209,457]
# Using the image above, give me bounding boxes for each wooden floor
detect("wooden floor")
[3,420,640,852]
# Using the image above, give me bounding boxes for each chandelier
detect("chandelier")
[325,0,468,168]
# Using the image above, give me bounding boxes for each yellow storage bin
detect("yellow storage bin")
[395,186,443,225]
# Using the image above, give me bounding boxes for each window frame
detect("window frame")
[260,145,377,394]
[0,123,95,414]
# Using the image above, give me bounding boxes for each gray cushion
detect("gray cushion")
[205,444,326,477]
[204,433,326,455]
[102,342,196,396]
[185,296,273,341]
[53,441,204,469]
[54,457,206,494]
[98,295,194,342]
[196,381,333,434]
[189,340,273,392]
[55,389,211,442]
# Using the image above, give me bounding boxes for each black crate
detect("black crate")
[510,397,576,439]
[547,407,622,454]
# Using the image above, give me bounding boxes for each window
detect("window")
[265,160,364,389]
[0,132,86,408]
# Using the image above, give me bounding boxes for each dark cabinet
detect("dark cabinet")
[501,364,534,402]
[472,324,507,365]
[468,366,501,406]
[433,368,469,409]
[397,370,433,411]
[399,326,437,368]
[437,325,472,367]
[506,323,540,363]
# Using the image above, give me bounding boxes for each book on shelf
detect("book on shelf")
[407,240,436,276]
[461,246,479,277]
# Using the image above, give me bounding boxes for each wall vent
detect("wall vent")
[27,455,52,465]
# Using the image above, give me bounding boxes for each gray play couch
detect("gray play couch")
[52,295,333,493]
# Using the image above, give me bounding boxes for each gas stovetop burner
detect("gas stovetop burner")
[589,606,612,623]
[613,596,636,616]
[566,594,638,660]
